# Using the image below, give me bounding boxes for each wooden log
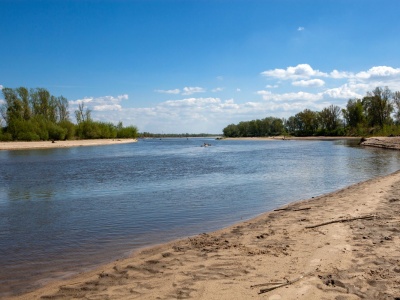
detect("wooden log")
[305,214,376,229]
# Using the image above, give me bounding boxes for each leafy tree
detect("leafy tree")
[294,109,319,136]
[342,98,365,129]
[223,124,240,137]
[362,87,393,128]
[318,105,342,134]
[393,91,400,124]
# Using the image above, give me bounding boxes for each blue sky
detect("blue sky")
[1,0,400,133]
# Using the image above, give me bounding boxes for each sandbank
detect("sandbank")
[0,139,137,151]
[8,170,400,299]
[361,136,400,150]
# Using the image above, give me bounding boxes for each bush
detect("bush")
[0,131,13,141]
[117,126,138,138]
[16,132,40,141]
[59,120,76,140]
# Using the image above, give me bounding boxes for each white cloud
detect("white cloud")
[297,27,305,31]
[182,86,206,95]
[70,94,128,112]
[323,84,362,99]
[211,87,224,92]
[261,64,328,80]
[356,66,400,79]
[266,84,279,88]
[257,90,323,102]
[0,85,3,90]
[330,70,353,79]
[155,89,181,94]
[236,88,241,92]
[292,79,325,87]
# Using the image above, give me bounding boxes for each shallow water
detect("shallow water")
[1,138,400,296]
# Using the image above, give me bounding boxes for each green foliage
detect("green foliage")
[1,86,138,141]
[222,117,284,137]
[223,87,400,138]
[117,125,138,138]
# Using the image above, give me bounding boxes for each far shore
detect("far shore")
[0,139,138,151]
[223,136,361,141]
[9,170,400,299]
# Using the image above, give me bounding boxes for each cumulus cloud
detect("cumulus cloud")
[297,27,305,31]
[261,64,328,80]
[257,90,323,102]
[155,89,181,94]
[0,85,3,90]
[323,84,363,99]
[292,79,325,87]
[211,87,224,92]
[182,86,206,95]
[356,66,400,79]
[70,94,128,112]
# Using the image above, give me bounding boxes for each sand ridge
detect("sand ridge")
[0,139,137,150]
[8,171,400,299]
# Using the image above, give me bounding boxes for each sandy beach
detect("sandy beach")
[0,139,138,150]
[8,169,400,299]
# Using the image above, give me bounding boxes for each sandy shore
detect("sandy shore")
[8,170,400,299]
[0,139,138,150]
[361,136,400,150]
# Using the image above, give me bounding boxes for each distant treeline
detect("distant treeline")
[0,87,138,141]
[138,132,219,138]
[223,87,400,137]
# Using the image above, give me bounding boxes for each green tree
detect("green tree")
[319,105,342,134]
[393,91,400,124]
[362,87,393,128]
[342,98,365,128]
[295,109,319,136]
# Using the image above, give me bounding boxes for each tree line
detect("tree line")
[223,87,400,137]
[0,87,138,141]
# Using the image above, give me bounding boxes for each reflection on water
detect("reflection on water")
[1,138,400,296]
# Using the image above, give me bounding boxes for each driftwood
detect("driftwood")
[255,273,310,294]
[274,207,311,212]
[305,214,376,229]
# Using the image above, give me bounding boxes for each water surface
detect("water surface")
[1,138,400,296]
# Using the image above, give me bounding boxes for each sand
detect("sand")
[0,139,138,150]
[8,169,400,299]
[361,136,400,150]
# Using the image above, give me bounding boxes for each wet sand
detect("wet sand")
[0,139,137,150]
[8,170,400,299]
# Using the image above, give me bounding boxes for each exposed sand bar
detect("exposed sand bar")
[9,170,400,299]
[361,136,400,150]
[0,139,137,150]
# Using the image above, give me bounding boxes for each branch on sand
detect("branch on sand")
[252,273,311,294]
[274,207,311,212]
[305,214,376,229]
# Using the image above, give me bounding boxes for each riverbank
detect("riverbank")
[0,139,137,150]
[9,171,400,299]
[223,136,360,141]
[361,136,400,150]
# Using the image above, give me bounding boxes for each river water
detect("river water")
[1,138,400,296]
